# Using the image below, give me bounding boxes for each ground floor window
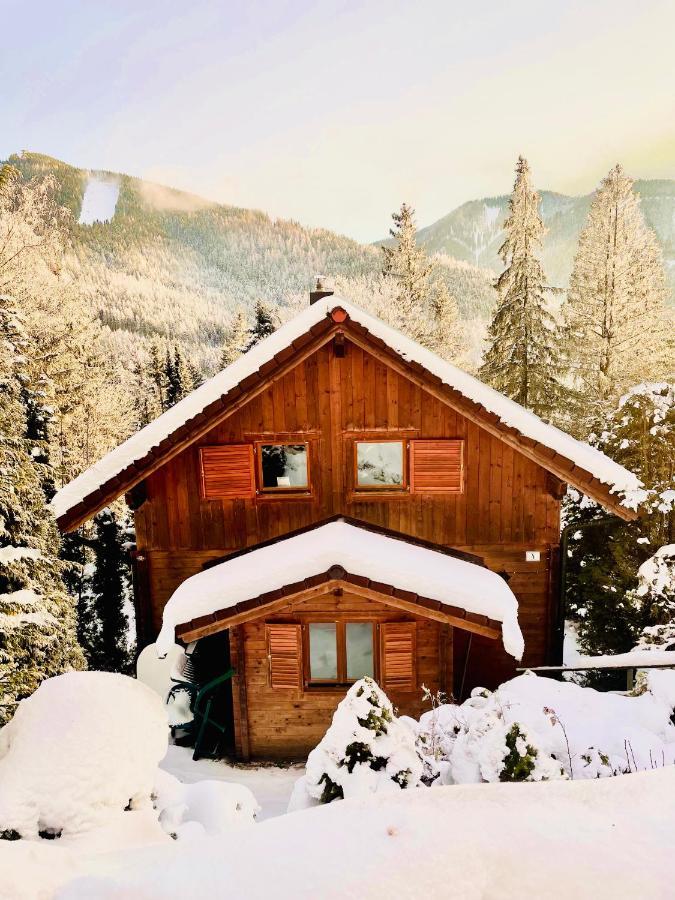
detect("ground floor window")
[307,621,374,684]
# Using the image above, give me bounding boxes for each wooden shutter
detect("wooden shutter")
[199,445,255,500]
[266,623,303,690]
[380,622,416,692]
[410,440,464,494]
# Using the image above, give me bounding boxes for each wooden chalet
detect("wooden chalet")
[52,288,639,761]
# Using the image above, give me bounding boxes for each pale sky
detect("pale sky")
[2,0,674,241]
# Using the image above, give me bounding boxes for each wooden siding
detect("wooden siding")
[235,590,448,760]
[134,337,562,695]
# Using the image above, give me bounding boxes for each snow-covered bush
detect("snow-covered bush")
[630,545,675,650]
[304,677,425,803]
[0,671,168,839]
[418,672,675,783]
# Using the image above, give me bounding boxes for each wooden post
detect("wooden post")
[229,626,251,761]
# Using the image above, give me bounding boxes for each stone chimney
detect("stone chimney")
[309,276,334,305]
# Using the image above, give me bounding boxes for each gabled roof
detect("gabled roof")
[52,297,641,530]
[155,518,525,659]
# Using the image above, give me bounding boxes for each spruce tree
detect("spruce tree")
[147,340,167,413]
[220,308,249,368]
[382,203,435,342]
[430,281,464,362]
[565,382,675,685]
[0,295,85,723]
[83,509,133,674]
[479,157,564,420]
[564,165,669,433]
[244,300,276,351]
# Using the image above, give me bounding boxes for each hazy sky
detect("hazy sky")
[3,0,674,241]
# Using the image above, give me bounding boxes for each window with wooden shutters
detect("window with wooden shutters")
[199,445,255,500]
[410,440,464,494]
[266,623,303,690]
[379,622,416,692]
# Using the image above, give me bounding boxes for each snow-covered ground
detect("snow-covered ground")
[160,746,301,821]
[56,767,675,899]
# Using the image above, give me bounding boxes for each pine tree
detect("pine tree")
[382,203,435,342]
[147,340,167,413]
[220,308,249,368]
[479,157,564,420]
[82,509,133,674]
[565,382,675,685]
[0,294,85,723]
[430,281,464,362]
[564,165,669,432]
[244,300,277,351]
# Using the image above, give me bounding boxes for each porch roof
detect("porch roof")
[156,517,524,660]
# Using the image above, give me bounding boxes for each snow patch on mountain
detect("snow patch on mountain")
[79,176,120,225]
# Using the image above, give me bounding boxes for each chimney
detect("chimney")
[309,275,334,305]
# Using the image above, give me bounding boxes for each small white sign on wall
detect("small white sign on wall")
[525,550,541,562]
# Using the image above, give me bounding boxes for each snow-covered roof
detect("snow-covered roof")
[51,296,641,524]
[156,519,524,660]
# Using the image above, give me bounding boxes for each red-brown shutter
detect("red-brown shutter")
[380,622,416,692]
[199,445,255,500]
[266,623,303,690]
[410,440,464,494]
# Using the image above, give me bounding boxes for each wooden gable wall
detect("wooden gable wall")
[133,338,561,687]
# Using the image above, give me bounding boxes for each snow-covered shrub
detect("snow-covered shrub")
[0,671,168,839]
[630,545,675,650]
[418,672,675,784]
[304,677,425,803]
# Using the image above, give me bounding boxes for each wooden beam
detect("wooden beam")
[339,586,501,640]
[343,327,637,522]
[58,324,340,532]
[229,626,250,762]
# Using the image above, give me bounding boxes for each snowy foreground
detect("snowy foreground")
[3,669,675,898]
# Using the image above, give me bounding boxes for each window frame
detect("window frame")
[352,438,408,492]
[255,440,312,495]
[303,619,377,687]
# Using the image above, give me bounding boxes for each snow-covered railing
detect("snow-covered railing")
[519,650,675,690]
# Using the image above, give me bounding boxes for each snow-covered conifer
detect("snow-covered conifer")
[564,165,669,432]
[479,157,565,421]
[244,300,277,351]
[82,509,133,674]
[565,383,675,679]
[430,281,464,362]
[220,308,249,368]
[0,295,84,723]
[304,677,424,803]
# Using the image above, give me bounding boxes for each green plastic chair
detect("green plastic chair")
[167,667,235,761]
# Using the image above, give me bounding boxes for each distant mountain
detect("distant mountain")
[5,153,495,370]
[412,181,675,301]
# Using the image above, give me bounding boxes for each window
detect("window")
[307,621,375,684]
[257,443,309,492]
[354,440,405,490]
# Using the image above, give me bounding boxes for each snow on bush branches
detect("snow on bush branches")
[304,677,425,803]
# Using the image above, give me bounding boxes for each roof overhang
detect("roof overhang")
[52,299,641,530]
[156,518,525,660]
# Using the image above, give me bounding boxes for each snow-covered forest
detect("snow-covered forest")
[0,146,674,897]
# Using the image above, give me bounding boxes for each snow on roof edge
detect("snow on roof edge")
[156,520,525,659]
[51,296,640,521]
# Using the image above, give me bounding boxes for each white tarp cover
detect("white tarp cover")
[155,520,524,660]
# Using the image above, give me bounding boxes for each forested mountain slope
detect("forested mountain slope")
[5,153,494,369]
[412,181,675,300]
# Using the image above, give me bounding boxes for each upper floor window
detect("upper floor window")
[257,443,309,492]
[355,440,406,489]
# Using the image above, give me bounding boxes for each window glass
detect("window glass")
[356,441,404,487]
[346,622,374,680]
[309,623,337,679]
[260,444,308,489]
